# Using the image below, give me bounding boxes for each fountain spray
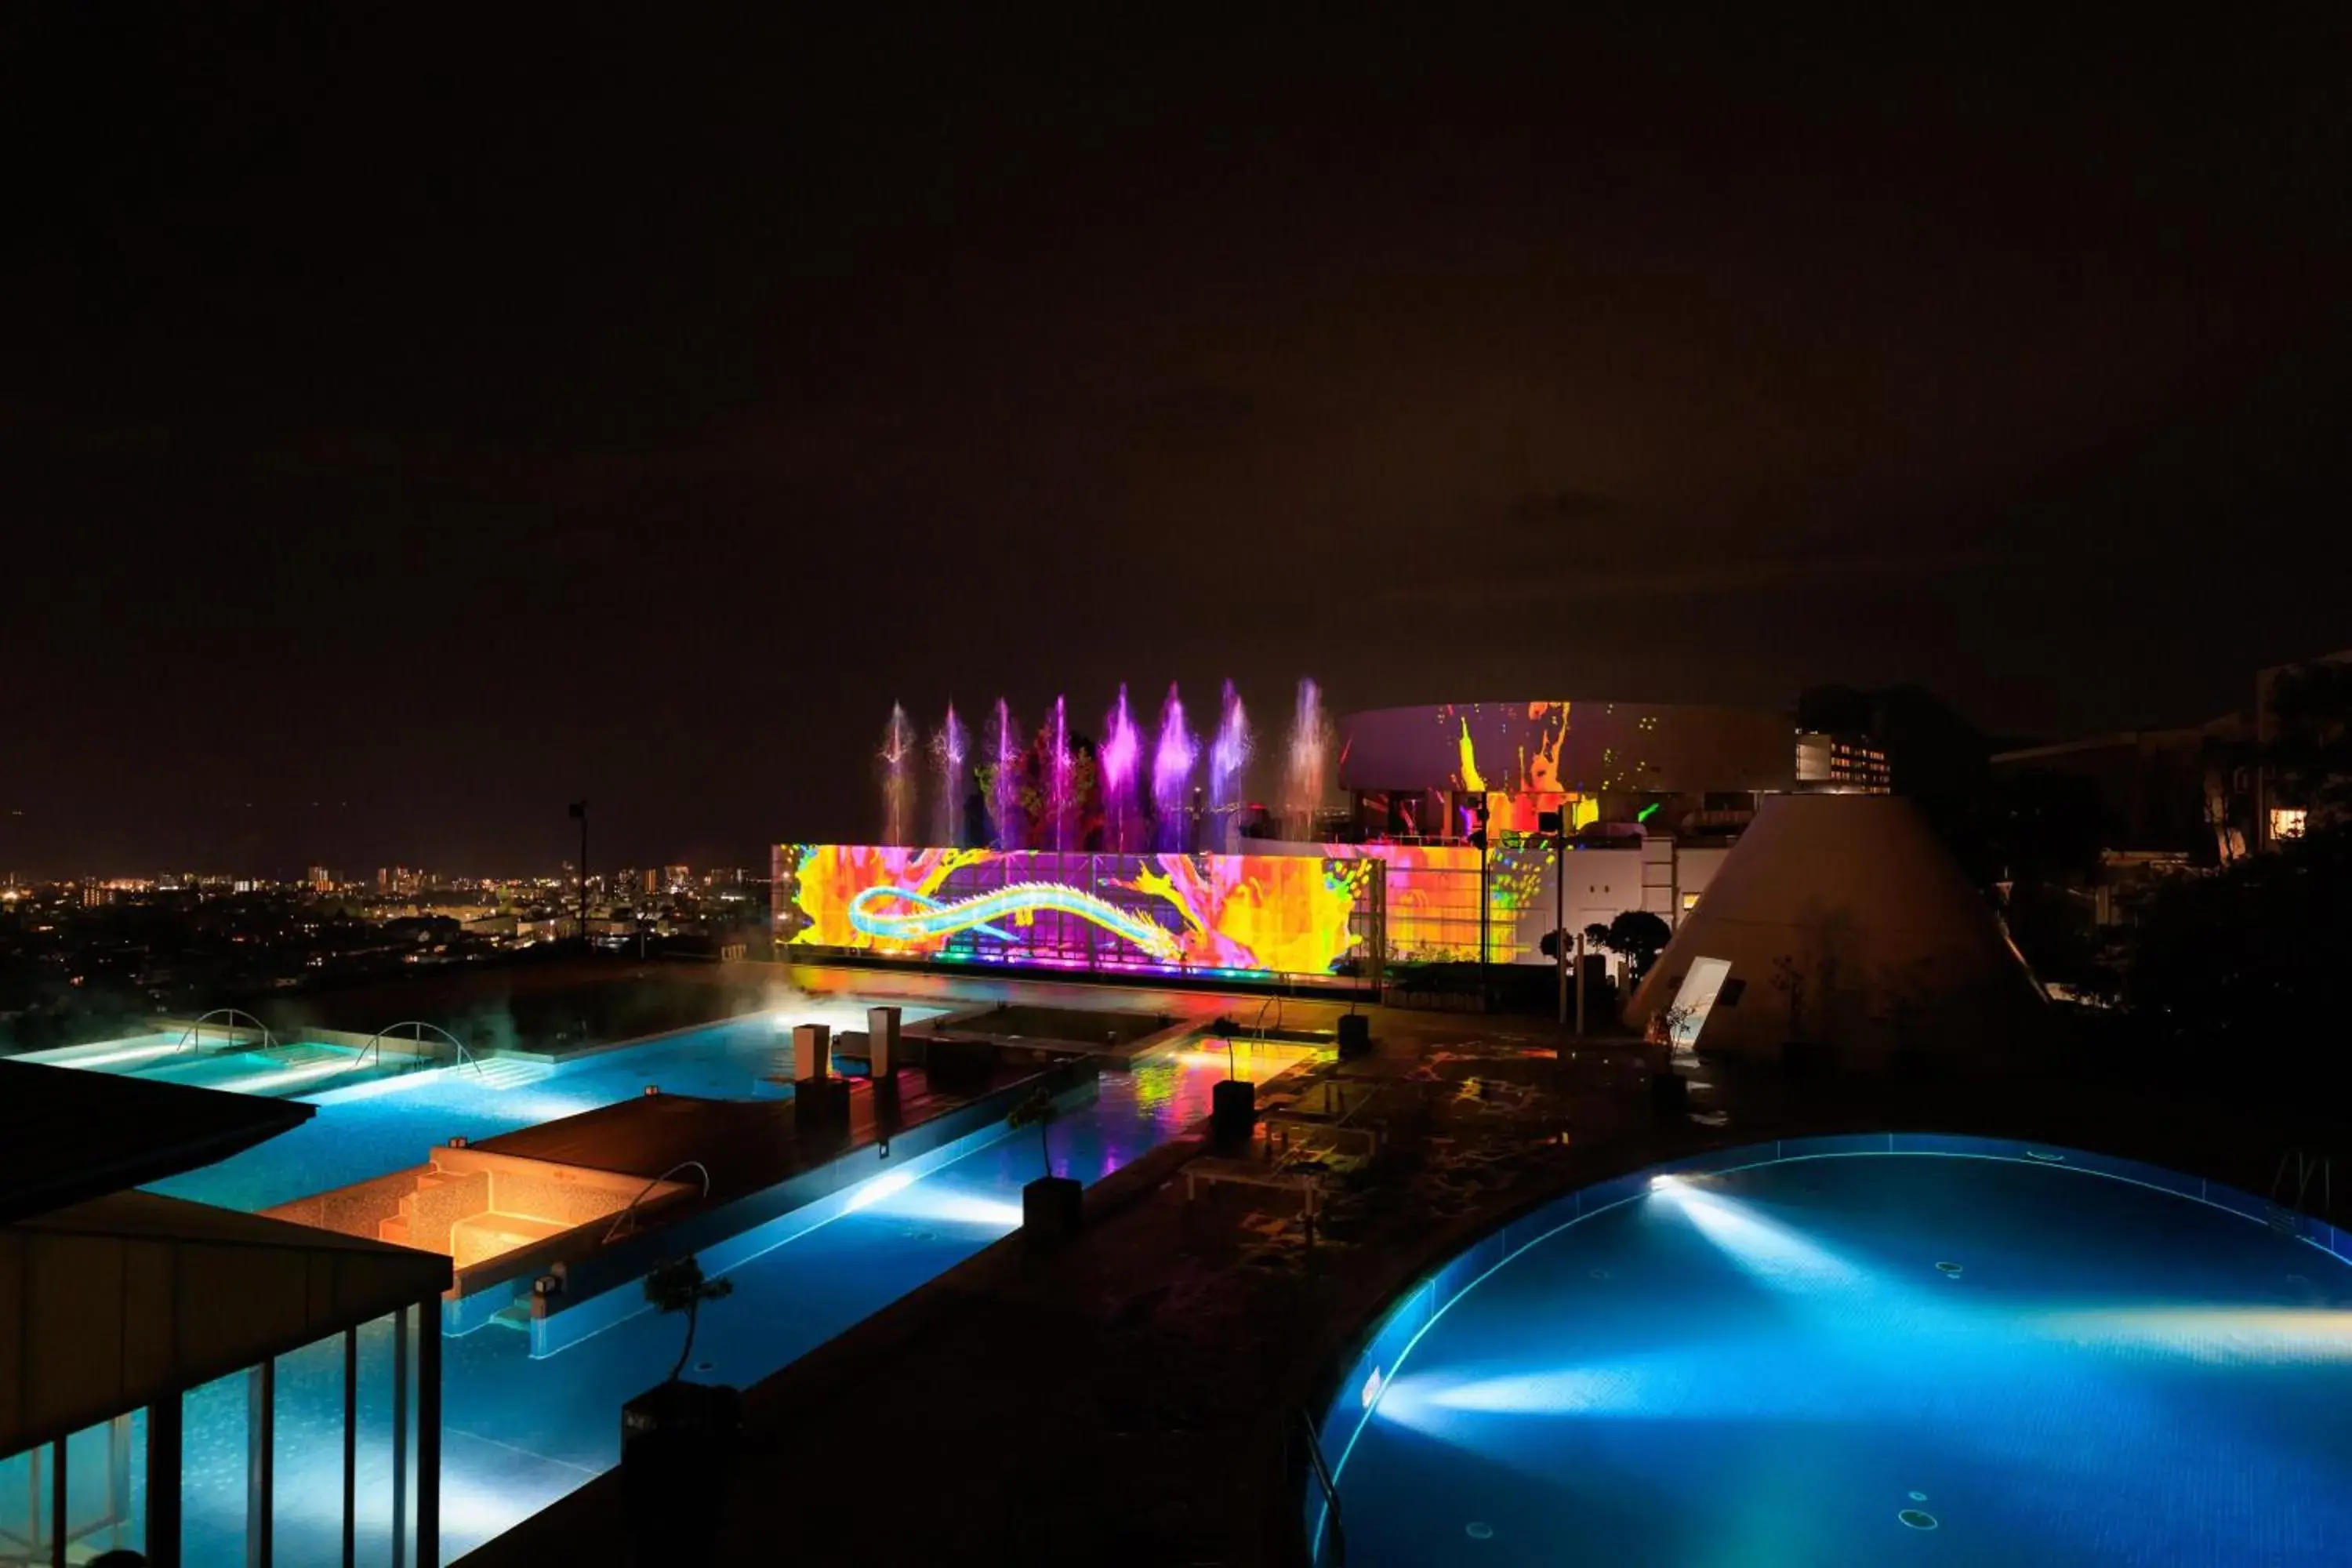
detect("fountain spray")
[1152,683,1199,852]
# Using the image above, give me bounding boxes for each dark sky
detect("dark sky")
[5,9,2349,876]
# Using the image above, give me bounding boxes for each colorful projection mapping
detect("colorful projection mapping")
[775,846,1381,979]
[775,840,1561,979]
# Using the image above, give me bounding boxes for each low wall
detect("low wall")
[1303,1131,2352,1563]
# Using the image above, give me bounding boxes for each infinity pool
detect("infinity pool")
[144,1004,945,1212]
[165,1041,1306,1565]
[1325,1146,2352,1566]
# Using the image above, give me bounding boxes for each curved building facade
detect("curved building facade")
[1336,699,1797,839]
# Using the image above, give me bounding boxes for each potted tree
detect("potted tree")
[1011,1085,1083,1244]
[621,1255,741,1553]
[1649,1003,1693,1112]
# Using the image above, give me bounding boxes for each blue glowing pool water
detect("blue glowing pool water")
[143,1004,943,1212]
[1326,1149,2352,1566]
[15,1032,408,1098]
[165,1040,1290,1563]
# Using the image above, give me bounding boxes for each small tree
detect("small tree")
[1605,910,1672,982]
[1007,1084,1061,1180]
[645,1255,732,1385]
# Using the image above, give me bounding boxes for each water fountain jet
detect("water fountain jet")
[933,703,970,846]
[880,703,918,846]
[1101,684,1142,852]
[1152,683,1199,852]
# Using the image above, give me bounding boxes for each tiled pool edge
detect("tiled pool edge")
[1301,1131,2352,1563]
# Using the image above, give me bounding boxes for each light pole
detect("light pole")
[1544,804,1568,1025]
[568,800,588,949]
[1470,793,1491,1013]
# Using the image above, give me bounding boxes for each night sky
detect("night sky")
[5,10,2349,876]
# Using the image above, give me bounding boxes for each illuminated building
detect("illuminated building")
[1793,731,1889,792]
[1332,700,1796,842]
[2256,648,2352,851]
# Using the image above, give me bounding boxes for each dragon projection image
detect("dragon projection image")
[774,845,1383,979]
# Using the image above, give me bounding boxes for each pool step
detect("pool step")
[470,1058,555,1091]
[261,1042,345,1067]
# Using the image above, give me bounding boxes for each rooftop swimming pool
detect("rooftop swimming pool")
[142,1003,946,1212]
[160,1040,1307,1564]
[1316,1137,2352,1567]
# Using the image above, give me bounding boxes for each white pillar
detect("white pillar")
[867,1007,901,1076]
[792,1023,830,1082]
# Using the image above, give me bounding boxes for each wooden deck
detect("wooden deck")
[474,1062,1025,1207]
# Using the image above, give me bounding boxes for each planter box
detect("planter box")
[1211,1078,1257,1151]
[1649,1070,1690,1114]
[1022,1174,1084,1246]
[1337,1014,1373,1059]
[791,1075,851,1133]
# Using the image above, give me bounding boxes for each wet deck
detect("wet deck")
[473,1061,1033,1206]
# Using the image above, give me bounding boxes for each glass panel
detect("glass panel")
[401,1307,420,1563]
[352,1308,419,1568]
[63,1409,144,1558]
[276,1332,349,1566]
[181,1368,251,1568]
[0,1443,55,1566]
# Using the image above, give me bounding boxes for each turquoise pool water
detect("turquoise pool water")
[170,1047,1254,1563]
[14,1031,402,1098]
[146,1004,943,1212]
[1324,1149,2352,1566]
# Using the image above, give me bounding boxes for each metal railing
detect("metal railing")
[176,1007,275,1054]
[603,1160,713,1245]
[2269,1149,2334,1233]
[342,1020,482,1076]
[1295,1406,1346,1566]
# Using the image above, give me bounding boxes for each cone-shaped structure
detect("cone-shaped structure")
[1627,794,2046,1062]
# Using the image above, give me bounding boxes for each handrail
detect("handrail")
[603,1160,713,1245]
[177,1008,274,1054]
[2268,1149,2334,1229]
[342,1020,482,1076]
[1294,1406,1346,1566]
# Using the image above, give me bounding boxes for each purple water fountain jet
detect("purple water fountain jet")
[932,702,969,846]
[1152,683,1199,852]
[880,702,918,846]
[1283,677,1331,840]
[1209,680,1251,852]
[990,699,1023,850]
[1100,684,1142,852]
[1047,696,1075,852]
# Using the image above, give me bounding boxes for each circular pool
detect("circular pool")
[1319,1141,2352,1566]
